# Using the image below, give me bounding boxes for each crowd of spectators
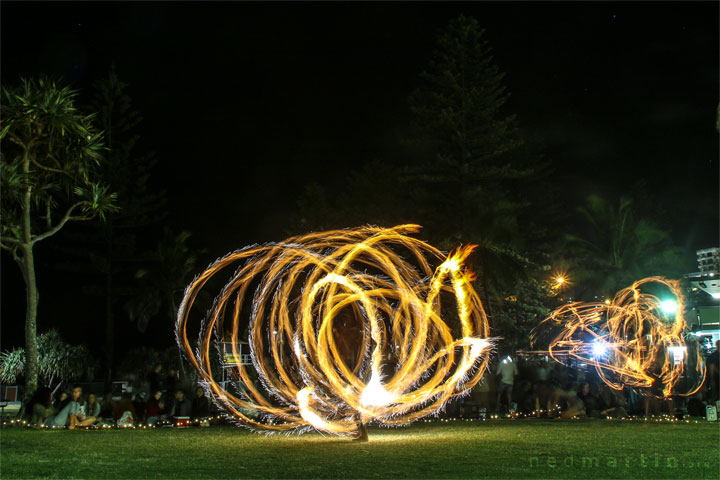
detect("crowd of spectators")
[24,363,213,429]
[19,342,720,428]
[455,342,720,420]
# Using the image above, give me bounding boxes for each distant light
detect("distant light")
[661,300,678,315]
[711,293,720,299]
[592,341,608,358]
[556,277,565,285]
[667,346,686,365]
[604,299,611,305]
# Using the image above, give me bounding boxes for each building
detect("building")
[685,247,720,349]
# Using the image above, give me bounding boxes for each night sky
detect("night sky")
[1,2,718,354]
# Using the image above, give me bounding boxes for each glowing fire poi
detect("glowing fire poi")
[176,225,492,436]
[532,277,705,399]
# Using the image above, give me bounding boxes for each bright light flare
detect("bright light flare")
[661,299,678,315]
[361,374,395,407]
[592,341,608,358]
[550,270,571,291]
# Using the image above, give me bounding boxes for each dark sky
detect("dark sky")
[1,2,718,353]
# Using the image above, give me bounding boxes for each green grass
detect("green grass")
[1,420,719,479]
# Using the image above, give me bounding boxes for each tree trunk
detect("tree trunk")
[21,150,40,407]
[21,243,40,406]
[103,266,114,393]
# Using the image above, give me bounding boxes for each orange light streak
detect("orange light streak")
[176,225,493,436]
[532,277,705,399]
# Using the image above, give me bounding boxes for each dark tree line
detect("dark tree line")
[292,15,688,350]
[0,15,691,403]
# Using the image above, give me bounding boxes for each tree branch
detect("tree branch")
[31,202,91,245]
[31,159,65,174]
[0,236,19,246]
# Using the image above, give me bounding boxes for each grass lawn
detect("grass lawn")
[1,419,719,479]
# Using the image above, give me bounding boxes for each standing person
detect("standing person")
[165,369,178,395]
[708,340,720,402]
[45,385,97,429]
[496,354,518,413]
[133,392,147,422]
[149,364,165,393]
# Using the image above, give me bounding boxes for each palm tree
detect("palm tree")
[565,194,685,299]
[0,77,117,403]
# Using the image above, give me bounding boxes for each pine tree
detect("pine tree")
[53,68,165,390]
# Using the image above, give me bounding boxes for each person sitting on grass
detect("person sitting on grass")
[145,390,166,425]
[168,389,192,420]
[53,390,69,411]
[83,393,101,424]
[191,386,210,421]
[578,382,602,417]
[29,387,55,426]
[598,384,628,418]
[45,385,97,429]
[99,392,115,422]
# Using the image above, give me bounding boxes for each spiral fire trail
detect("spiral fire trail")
[532,277,705,399]
[176,225,493,436]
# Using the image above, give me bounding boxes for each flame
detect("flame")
[532,277,705,399]
[361,374,395,407]
[176,225,493,437]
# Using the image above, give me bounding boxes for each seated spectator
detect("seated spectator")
[549,383,586,419]
[83,393,101,423]
[133,392,147,421]
[99,392,115,422]
[113,393,137,427]
[169,389,192,419]
[54,390,69,411]
[578,382,601,417]
[45,385,97,429]
[191,387,210,420]
[29,387,55,426]
[599,384,628,418]
[146,390,166,425]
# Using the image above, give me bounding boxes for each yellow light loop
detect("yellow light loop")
[176,225,493,436]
